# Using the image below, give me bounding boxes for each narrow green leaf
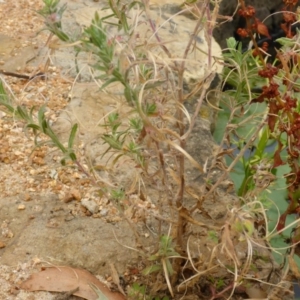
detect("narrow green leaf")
[148,254,159,261]
[0,102,15,114]
[68,123,78,148]
[102,135,123,150]
[111,153,124,166]
[44,127,67,153]
[99,77,119,90]
[17,106,30,122]
[69,152,77,161]
[38,106,46,126]
[165,259,174,276]
[142,264,161,275]
[25,124,41,131]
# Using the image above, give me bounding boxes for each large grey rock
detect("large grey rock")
[0,193,140,275]
[56,0,223,84]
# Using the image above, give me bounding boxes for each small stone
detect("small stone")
[32,157,45,166]
[23,193,31,201]
[60,174,71,184]
[72,172,81,179]
[0,241,6,248]
[63,193,75,203]
[81,198,99,214]
[85,210,92,216]
[63,189,81,203]
[71,188,81,201]
[65,215,75,222]
[100,208,108,217]
[38,86,46,93]
[18,204,26,210]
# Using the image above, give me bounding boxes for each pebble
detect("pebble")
[81,198,99,214]
[17,204,26,210]
[100,208,108,217]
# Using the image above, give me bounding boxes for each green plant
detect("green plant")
[128,283,169,300]
[30,1,223,296]
[213,1,300,292]
[0,82,76,162]
[142,235,180,297]
[37,0,69,41]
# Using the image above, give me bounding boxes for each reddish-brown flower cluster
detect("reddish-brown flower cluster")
[288,113,300,137]
[236,28,249,38]
[281,10,297,38]
[238,5,256,18]
[258,64,279,79]
[283,95,297,111]
[283,0,298,6]
[246,0,300,237]
[236,6,270,43]
[261,83,280,99]
[235,1,300,237]
[283,11,296,23]
[252,83,280,105]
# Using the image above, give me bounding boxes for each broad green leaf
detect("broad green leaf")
[226,37,237,49]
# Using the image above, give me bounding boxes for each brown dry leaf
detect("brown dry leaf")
[289,254,300,279]
[255,18,271,39]
[220,222,241,267]
[20,266,126,300]
[109,263,126,296]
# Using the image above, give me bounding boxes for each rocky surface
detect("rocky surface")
[0,193,140,275]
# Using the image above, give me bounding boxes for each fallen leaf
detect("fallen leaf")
[110,263,126,296]
[20,266,126,300]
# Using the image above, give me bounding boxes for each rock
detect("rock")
[100,208,108,217]
[70,0,222,86]
[0,33,38,73]
[0,193,141,275]
[17,204,26,210]
[63,188,81,203]
[81,198,99,214]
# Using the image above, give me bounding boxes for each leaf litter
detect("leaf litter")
[20,266,126,300]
